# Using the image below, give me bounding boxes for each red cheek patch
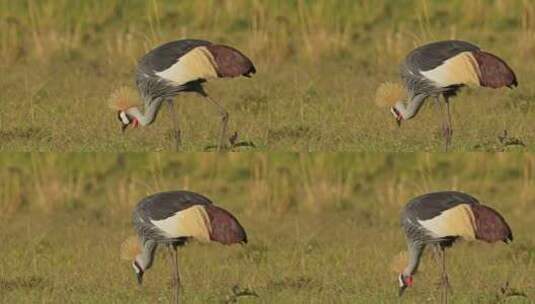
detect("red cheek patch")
[406,276,413,287]
[133,119,139,128]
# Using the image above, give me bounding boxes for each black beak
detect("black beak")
[396,118,402,127]
[121,124,128,133]
[399,285,407,297]
[136,271,144,285]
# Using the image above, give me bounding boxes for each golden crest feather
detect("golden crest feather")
[108,86,141,111]
[390,251,408,273]
[375,82,407,108]
[120,235,141,261]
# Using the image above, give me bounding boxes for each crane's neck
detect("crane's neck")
[136,239,157,270]
[394,94,426,120]
[403,241,425,276]
[125,98,165,126]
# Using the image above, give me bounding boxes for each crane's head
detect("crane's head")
[398,273,413,296]
[117,110,139,133]
[120,236,144,285]
[375,82,407,127]
[108,86,141,133]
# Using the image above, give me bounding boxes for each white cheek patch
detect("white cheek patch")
[132,263,140,273]
[120,112,130,124]
[390,107,398,118]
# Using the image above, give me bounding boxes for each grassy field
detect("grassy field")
[0,153,533,303]
[1,1,535,151]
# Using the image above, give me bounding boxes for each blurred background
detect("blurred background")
[0,153,533,302]
[1,0,535,150]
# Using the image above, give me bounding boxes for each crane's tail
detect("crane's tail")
[108,86,141,111]
[205,205,248,245]
[375,82,407,108]
[472,204,513,243]
[472,51,518,89]
[207,44,256,78]
[120,235,141,260]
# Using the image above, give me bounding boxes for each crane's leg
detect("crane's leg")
[444,95,453,151]
[167,246,181,304]
[173,246,181,304]
[167,100,181,151]
[204,95,229,151]
[440,247,449,304]
[435,96,449,151]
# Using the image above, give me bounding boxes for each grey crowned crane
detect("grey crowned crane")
[109,39,256,151]
[375,40,517,151]
[121,191,247,304]
[398,191,513,303]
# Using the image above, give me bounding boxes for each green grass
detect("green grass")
[0,153,534,303]
[1,0,535,151]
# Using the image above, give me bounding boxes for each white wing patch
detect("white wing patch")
[417,204,476,241]
[420,52,481,88]
[155,46,219,85]
[150,205,212,242]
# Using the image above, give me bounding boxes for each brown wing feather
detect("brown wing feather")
[472,51,517,88]
[204,205,247,245]
[471,204,513,243]
[206,45,256,78]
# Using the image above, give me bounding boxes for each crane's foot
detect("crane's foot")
[204,132,255,151]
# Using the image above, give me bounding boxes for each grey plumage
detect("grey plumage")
[138,40,212,73]
[135,190,213,221]
[133,191,214,246]
[403,191,479,221]
[136,39,213,104]
[403,40,479,73]
[401,40,480,97]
